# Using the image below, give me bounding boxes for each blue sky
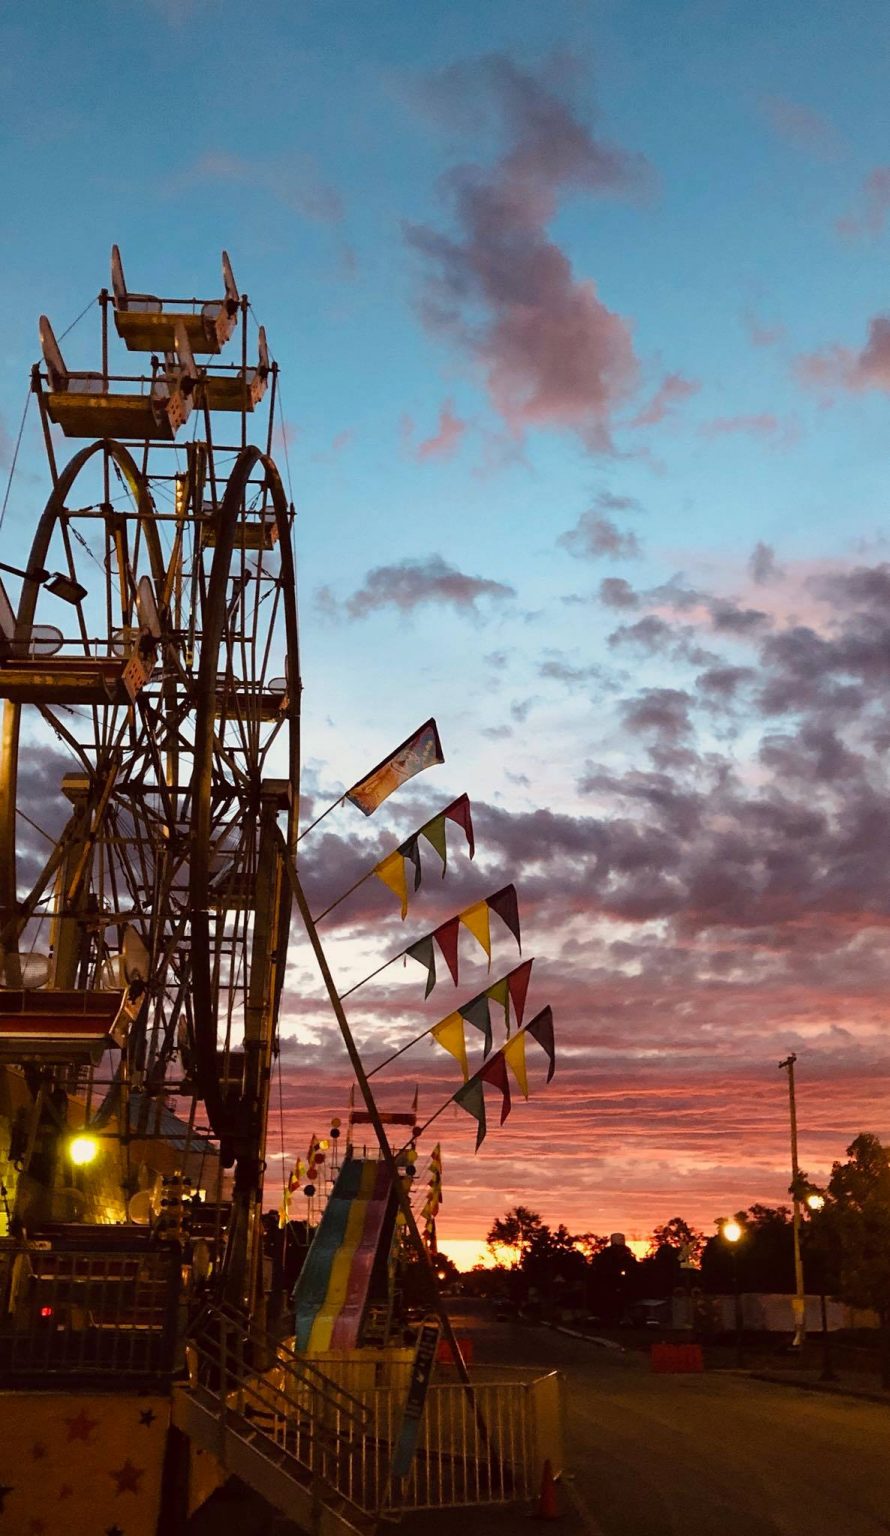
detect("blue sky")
[4,1,890,1261]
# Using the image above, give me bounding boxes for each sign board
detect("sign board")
[392,1314,441,1479]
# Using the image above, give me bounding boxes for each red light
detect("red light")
[39,1306,53,1318]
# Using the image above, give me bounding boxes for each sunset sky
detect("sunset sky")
[4,2,890,1267]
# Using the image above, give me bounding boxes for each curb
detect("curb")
[747,1370,890,1406]
[548,1324,625,1352]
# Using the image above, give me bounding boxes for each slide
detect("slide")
[293,1155,398,1355]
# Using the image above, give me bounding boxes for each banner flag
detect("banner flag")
[443,793,475,859]
[480,1051,512,1125]
[454,1076,487,1150]
[526,1005,555,1082]
[431,1014,469,1079]
[459,993,493,1056]
[400,833,423,891]
[503,1032,529,1099]
[487,884,521,950]
[346,718,444,815]
[506,958,533,1029]
[406,935,437,998]
[420,814,448,875]
[433,915,461,984]
[375,849,409,918]
[460,899,491,963]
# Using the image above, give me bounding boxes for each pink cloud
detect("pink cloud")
[631,371,699,428]
[408,401,468,462]
[836,166,890,240]
[795,314,890,397]
[698,413,799,447]
[169,151,343,224]
[741,309,786,349]
[761,95,840,159]
[406,56,651,449]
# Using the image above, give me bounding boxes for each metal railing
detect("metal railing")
[0,1239,181,1385]
[184,1304,565,1518]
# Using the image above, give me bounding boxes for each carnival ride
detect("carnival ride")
[0,250,563,1536]
[0,247,297,1316]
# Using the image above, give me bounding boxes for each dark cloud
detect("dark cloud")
[598,576,639,609]
[609,616,715,668]
[319,555,515,620]
[405,55,651,448]
[749,541,783,585]
[559,511,640,561]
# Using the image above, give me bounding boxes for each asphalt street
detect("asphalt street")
[402,1302,890,1536]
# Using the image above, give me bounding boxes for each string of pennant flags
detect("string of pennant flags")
[374,794,474,919]
[294,716,556,1163]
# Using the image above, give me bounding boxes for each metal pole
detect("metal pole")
[819,1289,836,1382]
[778,1053,806,1348]
[733,1251,743,1369]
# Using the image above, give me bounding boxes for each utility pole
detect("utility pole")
[778,1053,806,1348]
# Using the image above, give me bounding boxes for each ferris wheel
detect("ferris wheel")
[0,248,299,1307]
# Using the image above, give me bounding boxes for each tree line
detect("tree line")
[471,1133,890,1355]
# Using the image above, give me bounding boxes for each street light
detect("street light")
[778,1053,806,1348]
[720,1218,744,1368]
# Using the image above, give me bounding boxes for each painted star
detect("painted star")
[105,1527,124,1536]
[58,1485,73,1500]
[110,1459,144,1496]
[138,1408,156,1427]
[29,1443,47,1461]
[0,1486,12,1513]
[27,1519,45,1535]
[63,1409,98,1443]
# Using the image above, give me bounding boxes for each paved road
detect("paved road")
[410,1301,890,1536]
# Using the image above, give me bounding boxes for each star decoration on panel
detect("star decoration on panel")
[105,1526,125,1536]
[63,1409,98,1443]
[137,1408,157,1428]
[110,1458,144,1496]
[29,1443,47,1461]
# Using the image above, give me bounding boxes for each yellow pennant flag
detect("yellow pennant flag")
[460,900,491,964]
[503,1032,529,1099]
[431,1012,469,1080]
[374,849,409,918]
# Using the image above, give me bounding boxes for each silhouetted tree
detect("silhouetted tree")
[700,1206,795,1294]
[827,1133,890,1386]
[486,1206,543,1268]
[588,1240,638,1323]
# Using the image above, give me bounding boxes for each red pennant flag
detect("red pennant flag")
[479,1051,512,1125]
[433,916,461,985]
[443,794,475,859]
[526,1006,555,1083]
[506,958,533,1028]
[487,885,520,950]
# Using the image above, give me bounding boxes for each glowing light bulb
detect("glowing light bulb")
[69,1134,99,1167]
